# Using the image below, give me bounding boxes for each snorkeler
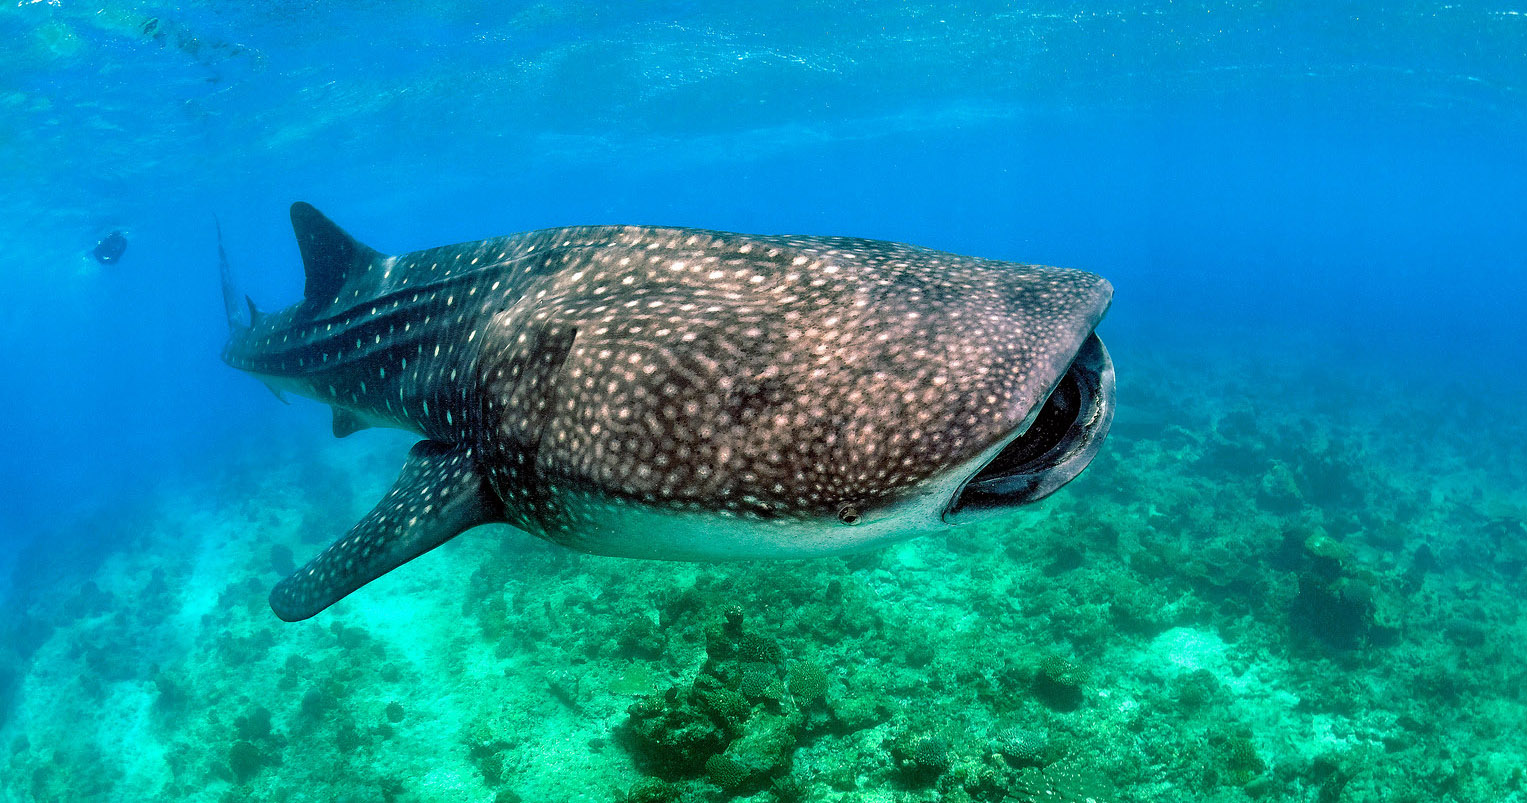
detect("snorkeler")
[93,231,127,265]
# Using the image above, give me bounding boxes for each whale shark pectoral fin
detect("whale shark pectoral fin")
[270,440,503,622]
[331,407,369,438]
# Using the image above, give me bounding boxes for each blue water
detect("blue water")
[2,3,1524,801]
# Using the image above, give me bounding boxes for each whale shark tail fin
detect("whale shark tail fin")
[290,202,386,311]
[217,215,251,332]
[269,441,505,621]
[218,217,284,401]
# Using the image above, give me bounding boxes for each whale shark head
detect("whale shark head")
[223,205,1114,619]
[460,227,1115,561]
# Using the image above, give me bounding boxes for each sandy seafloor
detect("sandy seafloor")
[2,332,1524,803]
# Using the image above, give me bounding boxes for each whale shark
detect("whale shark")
[223,203,1115,620]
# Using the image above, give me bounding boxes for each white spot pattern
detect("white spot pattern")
[225,220,1111,564]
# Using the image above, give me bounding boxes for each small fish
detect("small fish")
[222,203,1114,620]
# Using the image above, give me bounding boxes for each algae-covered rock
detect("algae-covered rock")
[227,740,266,783]
[769,773,810,802]
[737,663,784,701]
[705,753,751,789]
[743,709,801,759]
[278,654,311,691]
[828,692,887,733]
[950,754,1011,801]
[705,711,801,792]
[235,705,273,741]
[1291,574,1375,649]
[151,670,188,716]
[995,727,1048,768]
[1172,668,1224,712]
[335,721,362,752]
[299,686,337,720]
[623,687,729,779]
[705,623,739,662]
[620,777,682,803]
[694,676,751,732]
[723,604,745,634]
[1258,462,1304,513]
[1033,654,1087,712]
[1107,577,1175,636]
[467,736,510,786]
[619,615,666,658]
[786,661,828,704]
[1209,728,1266,785]
[1303,531,1350,577]
[889,729,953,785]
[737,632,784,665]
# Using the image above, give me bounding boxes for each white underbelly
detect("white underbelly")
[540,486,949,561]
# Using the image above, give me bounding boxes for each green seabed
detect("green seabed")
[3,339,1524,803]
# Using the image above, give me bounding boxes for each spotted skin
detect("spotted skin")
[225,203,1113,620]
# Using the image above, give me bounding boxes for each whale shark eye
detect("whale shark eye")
[837,505,862,525]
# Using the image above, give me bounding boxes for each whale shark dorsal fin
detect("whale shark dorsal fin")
[269,441,504,621]
[331,407,368,438]
[289,202,384,307]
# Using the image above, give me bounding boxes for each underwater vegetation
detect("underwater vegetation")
[2,345,1525,803]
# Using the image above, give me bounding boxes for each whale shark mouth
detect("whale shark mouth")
[946,332,1115,518]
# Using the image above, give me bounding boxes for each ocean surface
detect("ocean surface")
[2,2,1524,802]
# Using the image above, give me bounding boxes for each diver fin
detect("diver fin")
[331,407,369,438]
[289,202,385,307]
[270,441,503,621]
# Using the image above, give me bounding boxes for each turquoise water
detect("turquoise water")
[2,3,1525,801]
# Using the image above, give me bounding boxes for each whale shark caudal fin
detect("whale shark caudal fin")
[290,201,384,307]
[217,218,285,402]
[216,216,249,331]
[269,441,505,621]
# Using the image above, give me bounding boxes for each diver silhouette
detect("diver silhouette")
[93,231,127,265]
